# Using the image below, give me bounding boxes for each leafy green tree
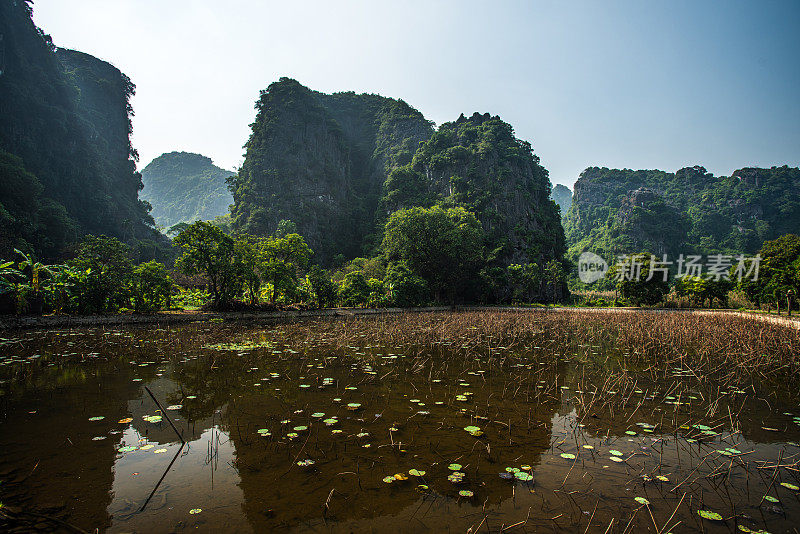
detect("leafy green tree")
[607,253,668,306]
[674,275,733,308]
[385,261,429,307]
[339,271,370,307]
[307,265,337,308]
[68,235,134,313]
[275,219,298,238]
[739,234,800,309]
[507,263,540,303]
[174,222,240,309]
[382,205,484,303]
[261,233,313,304]
[131,261,173,312]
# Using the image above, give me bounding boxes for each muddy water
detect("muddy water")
[0,322,798,533]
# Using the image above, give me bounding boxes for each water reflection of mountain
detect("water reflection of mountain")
[218,346,562,531]
[0,340,142,531]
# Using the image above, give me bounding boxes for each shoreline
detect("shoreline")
[1,305,799,331]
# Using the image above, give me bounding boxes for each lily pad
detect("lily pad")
[697,510,723,521]
[448,463,462,471]
[459,490,474,497]
[560,453,576,460]
[408,469,426,477]
[189,508,202,514]
[634,497,650,505]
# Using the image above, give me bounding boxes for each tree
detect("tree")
[507,263,540,303]
[174,222,240,309]
[131,261,173,312]
[607,253,669,306]
[382,205,484,303]
[675,275,733,308]
[385,261,429,307]
[339,271,370,307]
[68,235,134,313]
[739,234,800,309]
[275,219,298,238]
[261,233,313,304]
[307,265,337,308]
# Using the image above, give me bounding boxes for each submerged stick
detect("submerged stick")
[144,386,185,444]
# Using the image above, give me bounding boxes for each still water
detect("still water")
[0,320,798,532]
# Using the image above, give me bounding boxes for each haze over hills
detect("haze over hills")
[140,151,234,230]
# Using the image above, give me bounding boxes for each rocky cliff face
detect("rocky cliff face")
[564,165,800,259]
[0,0,161,259]
[229,78,433,262]
[141,152,234,229]
[231,81,566,268]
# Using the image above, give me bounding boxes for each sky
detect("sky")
[32,0,800,188]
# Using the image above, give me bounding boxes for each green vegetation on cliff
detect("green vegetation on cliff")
[140,152,234,230]
[564,165,800,261]
[230,80,567,302]
[0,1,162,260]
[228,78,433,262]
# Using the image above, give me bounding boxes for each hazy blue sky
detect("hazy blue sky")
[33,0,800,187]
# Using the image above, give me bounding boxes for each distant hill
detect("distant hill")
[563,165,800,260]
[551,184,572,216]
[140,152,234,230]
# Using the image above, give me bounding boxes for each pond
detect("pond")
[0,311,798,532]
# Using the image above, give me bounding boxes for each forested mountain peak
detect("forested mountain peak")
[140,151,234,230]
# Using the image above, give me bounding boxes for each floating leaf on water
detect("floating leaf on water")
[780,482,799,491]
[560,453,576,460]
[609,450,623,456]
[88,416,105,421]
[189,508,202,514]
[408,469,426,477]
[346,403,362,410]
[166,405,182,410]
[505,467,520,473]
[118,418,133,424]
[311,412,325,418]
[464,425,481,433]
[293,426,308,432]
[698,510,723,521]
[297,459,315,467]
[634,497,650,505]
[118,446,138,452]
[520,464,531,471]
[514,472,533,482]
[459,490,474,497]
[417,484,429,491]
[140,444,154,450]
[383,476,395,484]
[764,495,779,503]
[393,473,409,481]
[447,472,465,483]
[582,445,594,450]
[448,463,462,471]
[656,475,669,482]
[154,448,168,454]
[91,436,106,441]
[610,457,624,463]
